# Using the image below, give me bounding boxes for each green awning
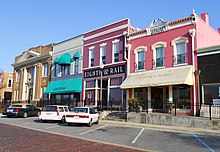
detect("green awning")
[44,77,82,94]
[54,58,59,63]
[73,52,80,58]
[59,53,71,64]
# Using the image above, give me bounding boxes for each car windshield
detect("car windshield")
[10,105,22,108]
[42,106,57,111]
[72,108,88,113]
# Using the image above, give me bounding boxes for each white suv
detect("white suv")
[39,105,71,123]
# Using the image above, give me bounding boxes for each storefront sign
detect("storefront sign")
[53,87,67,91]
[148,18,168,35]
[84,65,125,78]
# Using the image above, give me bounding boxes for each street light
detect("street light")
[100,62,104,111]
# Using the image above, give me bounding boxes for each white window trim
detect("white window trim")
[100,43,107,65]
[16,71,20,82]
[171,37,188,66]
[89,46,95,68]
[151,42,167,69]
[112,39,120,63]
[42,63,48,77]
[134,46,147,71]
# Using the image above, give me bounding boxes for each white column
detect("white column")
[83,80,86,106]
[126,90,129,111]
[32,65,37,100]
[22,68,27,100]
[107,77,110,107]
[169,86,173,103]
[189,28,196,116]
[95,79,98,106]
[202,85,204,104]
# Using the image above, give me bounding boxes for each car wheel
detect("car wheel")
[87,119,92,127]
[67,123,72,126]
[60,116,65,123]
[7,115,12,118]
[95,117,99,124]
[23,112,28,118]
[42,120,47,123]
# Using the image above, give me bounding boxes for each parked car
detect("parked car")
[65,107,99,127]
[39,105,71,123]
[2,103,40,118]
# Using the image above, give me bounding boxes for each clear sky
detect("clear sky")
[0,0,220,72]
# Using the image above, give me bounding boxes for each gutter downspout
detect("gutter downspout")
[189,28,196,116]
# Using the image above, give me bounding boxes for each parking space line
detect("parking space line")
[192,133,215,152]
[80,124,109,135]
[46,126,60,130]
[132,128,144,144]
[21,122,33,125]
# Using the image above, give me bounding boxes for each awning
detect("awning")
[58,53,71,64]
[121,65,193,89]
[54,58,59,63]
[44,77,82,94]
[73,52,80,58]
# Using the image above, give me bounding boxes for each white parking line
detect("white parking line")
[132,128,144,144]
[46,126,60,130]
[80,124,109,135]
[21,122,32,125]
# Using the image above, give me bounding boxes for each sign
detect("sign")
[148,18,168,35]
[53,87,67,91]
[84,65,125,78]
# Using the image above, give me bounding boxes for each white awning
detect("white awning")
[121,65,193,89]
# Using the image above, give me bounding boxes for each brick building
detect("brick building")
[0,72,13,103]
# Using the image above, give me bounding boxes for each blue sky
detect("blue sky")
[0,0,220,72]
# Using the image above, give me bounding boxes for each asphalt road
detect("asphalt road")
[1,115,220,152]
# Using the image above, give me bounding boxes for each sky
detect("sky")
[0,0,220,72]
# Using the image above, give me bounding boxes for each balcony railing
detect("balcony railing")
[137,61,145,70]
[174,53,187,65]
[153,57,164,68]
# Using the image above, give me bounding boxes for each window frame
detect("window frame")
[112,39,120,63]
[42,63,48,77]
[89,46,95,67]
[100,43,107,65]
[134,46,147,71]
[151,42,167,69]
[8,78,13,88]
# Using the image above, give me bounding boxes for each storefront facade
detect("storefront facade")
[44,35,83,108]
[83,19,135,110]
[121,11,220,115]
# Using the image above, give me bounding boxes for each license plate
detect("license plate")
[74,116,79,118]
[47,113,52,115]
[7,109,13,112]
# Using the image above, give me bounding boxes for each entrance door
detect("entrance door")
[151,87,164,111]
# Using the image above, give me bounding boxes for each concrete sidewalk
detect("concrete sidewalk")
[100,119,220,135]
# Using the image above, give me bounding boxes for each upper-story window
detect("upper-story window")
[61,65,70,76]
[54,63,59,77]
[42,63,48,77]
[112,39,119,63]
[134,46,146,71]
[75,58,79,74]
[172,37,188,65]
[89,47,95,67]
[8,79,12,88]
[31,67,35,82]
[100,43,107,64]
[152,42,166,68]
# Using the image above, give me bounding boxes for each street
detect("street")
[0,116,220,152]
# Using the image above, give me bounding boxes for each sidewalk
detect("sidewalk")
[100,119,220,134]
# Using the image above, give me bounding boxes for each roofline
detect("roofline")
[54,34,83,46]
[197,44,220,53]
[84,18,129,35]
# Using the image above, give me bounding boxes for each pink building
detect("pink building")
[83,19,135,110]
[121,11,220,115]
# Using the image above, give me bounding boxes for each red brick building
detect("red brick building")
[121,11,220,115]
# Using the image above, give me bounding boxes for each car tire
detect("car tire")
[95,117,99,124]
[60,116,65,123]
[87,119,92,127]
[67,123,72,126]
[42,120,47,123]
[7,115,12,118]
[23,112,28,118]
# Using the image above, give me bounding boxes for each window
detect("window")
[61,65,70,76]
[31,67,35,82]
[54,63,59,77]
[89,48,94,67]
[43,63,48,77]
[8,79,12,88]
[155,47,164,67]
[134,47,146,71]
[172,37,188,65]
[100,44,106,64]
[152,42,166,68]
[137,50,145,70]
[112,40,119,63]
[75,58,79,74]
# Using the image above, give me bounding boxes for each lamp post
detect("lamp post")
[100,62,104,111]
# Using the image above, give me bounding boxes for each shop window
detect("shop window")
[110,77,122,86]
[112,39,119,63]
[173,85,191,109]
[203,85,220,105]
[172,37,188,65]
[152,42,166,68]
[134,88,148,110]
[109,88,122,107]
[86,80,95,88]
[85,90,95,105]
